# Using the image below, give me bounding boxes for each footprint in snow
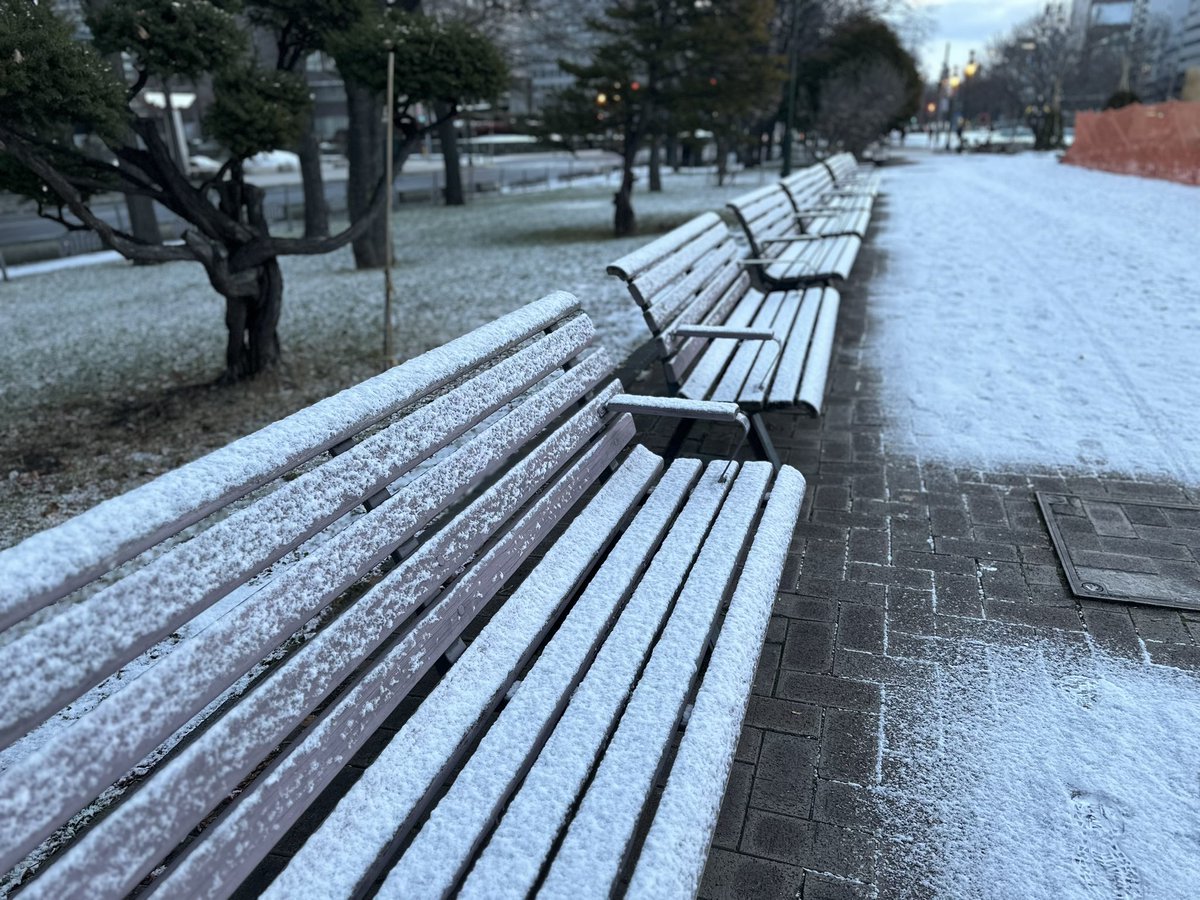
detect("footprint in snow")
[1069,788,1143,900]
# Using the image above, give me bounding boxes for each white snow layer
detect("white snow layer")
[870,152,1200,484]
[880,641,1200,900]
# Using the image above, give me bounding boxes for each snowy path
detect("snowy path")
[870,152,1200,484]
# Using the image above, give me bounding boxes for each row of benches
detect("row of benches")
[0,152,881,898]
[608,151,881,466]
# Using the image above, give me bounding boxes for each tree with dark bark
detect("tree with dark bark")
[793,15,920,156]
[329,7,508,266]
[244,0,366,239]
[682,0,783,186]
[985,6,1075,149]
[0,0,389,382]
[553,0,690,237]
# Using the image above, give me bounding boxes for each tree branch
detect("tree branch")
[230,174,389,270]
[0,125,195,264]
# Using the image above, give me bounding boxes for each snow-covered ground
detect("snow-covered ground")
[880,640,1200,900]
[869,152,1200,485]
[870,152,1200,899]
[0,170,764,548]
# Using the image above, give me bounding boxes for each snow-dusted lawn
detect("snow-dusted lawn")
[870,152,1200,485]
[0,170,764,547]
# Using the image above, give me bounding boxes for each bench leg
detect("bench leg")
[747,413,782,471]
[664,417,696,458]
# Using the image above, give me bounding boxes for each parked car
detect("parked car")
[187,154,223,176]
[243,150,301,173]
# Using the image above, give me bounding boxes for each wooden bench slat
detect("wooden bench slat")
[0,318,598,751]
[765,287,824,407]
[735,289,804,408]
[16,384,626,899]
[606,212,724,285]
[144,417,641,900]
[0,366,618,878]
[540,462,773,894]
[710,290,789,404]
[380,459,702,899]
[795,289,841,414]
[628,467,806,898]
[0,293,582,630]
[456,460,735,900]
[677,292,764,402]
[259,445,665,900]
[643,239,739,334]
[629,221,730,311]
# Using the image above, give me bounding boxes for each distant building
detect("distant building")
[1069,0,1194,98]
[1181,0,1200,75]
[50,0,90,39]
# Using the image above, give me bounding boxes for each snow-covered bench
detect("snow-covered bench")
[781,164,873,238]
[727,184,862,291]
[0,292,804,899]
[608,212,841,468]
[823,151,883,196]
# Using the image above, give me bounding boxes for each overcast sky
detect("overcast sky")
[911,0,1051,78]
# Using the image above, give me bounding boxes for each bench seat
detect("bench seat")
[727,184,862,290]
[823,151,882,196]
[0,293,804,899]
[781,165,873,238]
[609,212,843,466]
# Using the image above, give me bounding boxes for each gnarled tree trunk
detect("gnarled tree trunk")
[222,259,283,381]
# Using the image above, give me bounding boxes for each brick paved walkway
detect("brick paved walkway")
[633,202,1200,900]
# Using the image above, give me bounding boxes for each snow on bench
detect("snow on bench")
[781,164,873,238]
[0,292,805,899]
[823,151,883,197]
[608,211,841,467]
[727,183,862,291]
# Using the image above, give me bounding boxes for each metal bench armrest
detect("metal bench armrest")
[608,395,749,435]
[673,325,777,342]
[761,235,823,246]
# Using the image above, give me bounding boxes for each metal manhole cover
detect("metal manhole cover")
[1036,492,1200,611]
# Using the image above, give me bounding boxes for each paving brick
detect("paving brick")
[778,592,839,622]
[750,731,818,817]
[736,725,764,764]
[933,536,1021,562]
[1145,640,1200,671]
[1129,605,1193,644]
[892,549,976,576]
[819,708,879,783]
[837,602,886,654]
[813,778,883,830]
[739,808,813,863]
[802,872,873,899]
[754,642,782,697]
[699,847,804,900]
[744,695,822,736]
[1081,607,1143,659]
[848,528,889,564]
[782,619,836,673]
[776,671,882,711]
[806,822,876,882]
[713,761,754,850]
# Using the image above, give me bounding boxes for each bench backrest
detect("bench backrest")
[823,151,859,183]
[0,293,638,896]
[725,184,796,258]
[781,165,835,212]
[606,212,754,389]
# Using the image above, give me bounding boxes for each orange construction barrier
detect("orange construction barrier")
[1063,101,1200,186]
